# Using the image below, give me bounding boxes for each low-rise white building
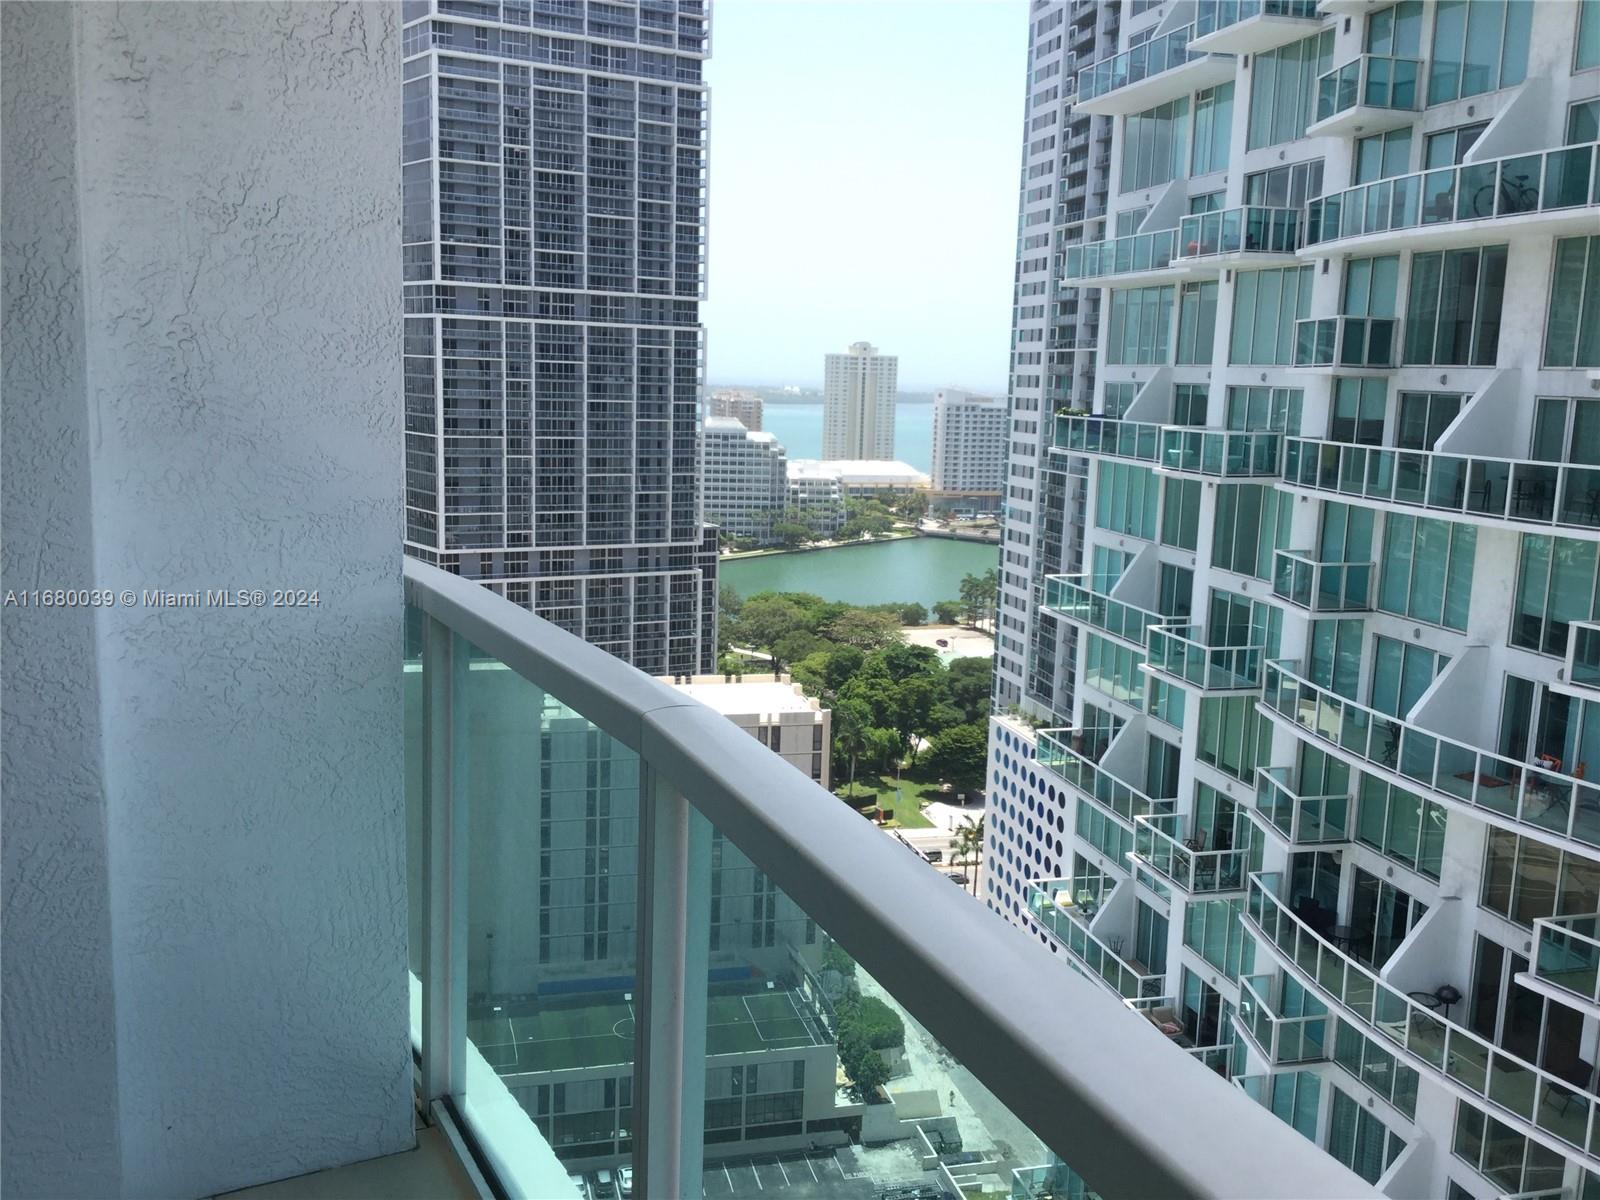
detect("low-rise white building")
[668,674,831,789]
[930,389,1005,499]
[703,416,787,544]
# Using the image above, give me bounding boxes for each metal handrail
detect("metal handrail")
[1195,0,1320,37]
[1159,428,1282,478]
[1271,549,1377,613]
[1176,206,1301,260]
[1042,574,1165,650]
[1133,812,1249,895]
[1237,973,1330,1065]
[1146,624,1265,691]
[1063,229,1179,280]
[1532,914,1600,1007]
[1076,22,1203,103]
[1254,767,1352,845]
[1314,53,1422,122]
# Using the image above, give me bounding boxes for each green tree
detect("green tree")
[878,641,941,682]
[944,657,993,722]
[951,814,985,895]
[738,595,806,671]
[898,602,928,626]
[832,698,872,798]
[892,674,941,762]
[958,568,999,628]
[823,609,903,651]
[926,722,988,790]
[933,599,963,625]
[771,520,812,548]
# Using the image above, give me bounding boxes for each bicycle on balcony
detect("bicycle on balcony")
[1471,171,1539,218]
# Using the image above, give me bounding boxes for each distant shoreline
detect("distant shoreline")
[721,531,919,561]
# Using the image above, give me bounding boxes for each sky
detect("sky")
[700,0,1029,394]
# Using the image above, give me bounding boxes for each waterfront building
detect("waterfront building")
[709,388,765,431]
[987,1,1600,1196]
[667,675,832,790]
[784,461,848,537]
[930,389,1007,502]
[401,0,718,676]
[822,341,899,461]
[702,416,787,545]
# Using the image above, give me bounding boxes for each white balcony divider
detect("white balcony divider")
[403,558,1374,1200]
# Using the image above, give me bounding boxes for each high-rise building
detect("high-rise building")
[401,0,718,676]
[988,2,1600,1196]
[822,341,898,460]
[709,388,765,431]
[930,389,1007,499]
[702,416,787,544]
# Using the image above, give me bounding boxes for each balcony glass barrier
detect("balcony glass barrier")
[1132,813,1248,895]
[1195,0,1320,38]
[1314,54,1421,123]
[1282,436,1600,533]
[1533,914,1600,1007]
[1042,574,1164,650]
[1028,879,1166,1000]
[403,560,1370,1199]
[1076,23,1202,103]
[1305,142,1600,247]
[1062,229,1178,280]
[1037,727,1174,827]
[1054,414,1162,462]
[1292,317,1399,369]
[1159,428,1282,477]
[1147,624,1264,691]
[1262,659,1600,849]
[1572,624,1600,690]
[1254,767,1352,845]
[1246,872,1600,1157]
[1011,1162,1101,1200]
[1235,1071,1322,1141]
[1272,550,1376,613]
[1176,206,1301,260]
[1238,973,1330,1065]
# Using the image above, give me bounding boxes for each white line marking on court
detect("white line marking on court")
[777,1158,790,1185]
[722,1163,733,1190]
[804,1155,818,1182]
[830,1154,845,1177]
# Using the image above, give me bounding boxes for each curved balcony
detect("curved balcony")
[1053,413,1162,463]
[1191,0,1325,54]
[1042,574,1164,651]
[1028,878,1166,1000]
[1245,871,1600,1162]
[1238,972,1331,1066]
[1037,726,1173,829]
[1158,428,1282,478]
[1281,437,1600,537]
[1272,549,1377,614]
[1061,229,1186,287]
[1292,316,1399,371]
[1132,812,1248,896]
[1254,767,1353,846]
[1304,142,1600,254]
[1146,624,1264,693]
[1260,659,1600,850]
[1307,54,1421,138]
[1073,23,1235,117]
[1174,205,1301,268]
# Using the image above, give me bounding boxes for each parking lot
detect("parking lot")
[701,1150,884,1200]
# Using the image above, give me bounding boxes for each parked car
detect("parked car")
[619,1165,634,1198]
[591,1168,617,1200]
[948,872,969,885]
[925,849,943,863]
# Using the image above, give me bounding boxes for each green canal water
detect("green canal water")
[720,537,999,610]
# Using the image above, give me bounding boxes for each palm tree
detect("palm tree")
[952,815,984,895]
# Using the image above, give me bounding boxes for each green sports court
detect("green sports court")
[468,985,830,1074]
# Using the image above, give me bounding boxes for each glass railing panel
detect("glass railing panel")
[1572,626,1600,689]
[1535,917,1600,1004]
[1489,1052,1539,1121]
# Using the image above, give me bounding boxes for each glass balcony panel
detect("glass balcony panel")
[1498,154,1543,215]
[1421,169,1456,226]
[1489,1052,1539,1120]
[1343,971,1375,1023]
[1457,162,1497,221]
[1468,460,1512,518]
[1398,729,1438,786]
[1511,463,1559,522]
[1537,1079,1591,1147]
[1426,456,1468,510]
[1446,1029,1491,1095]
[1560,467,1600,528]
[1546,145,1596,210]
[1394,451,1428,505]
[1408,1008,1447,1069]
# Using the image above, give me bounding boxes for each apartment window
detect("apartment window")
[1188,190,1226,215]
[1357,773,1446,880]
[1395,391,1462,451]
[1328,1089,1406,1185]
[1158,562,1193,620]
[1213,484,1291,579]
[1545,236,1600,369]
[1567,99,1600,144]
[1134,900,1168,976]
[1581,0,1600,70]
[1183,899,1252,981]
[1510,534,1600,656]
[1105,286,1175,365]
[1353,128,1413,184]
[1191,84,1234,175]
[1226,386,1302,434]
[1196,695,1267,782]
[1091,545,1133,592]
[1343,254,1399,318]
[1307,618,1362,698]
[1332,1025,1419,1121]
[1247,30,1334,151]
[1161,477,1201,551]
[1483,827,1600,928]
[1229,266,1314,365]
[1377,514,1475,630]
[1094,461,1159,539]
[1243,161,1324,208]
[1121,99,1191,193]
[1423,121,1488,168]
[1349,868,1426,968]
[1147,677,1187,729]
[1329,378,1386,445]
[1102,380,1138,419]
[1426,0,1532,105]
[1085,633,1144,705]
[1366,1,1422,56]
[1115,207,1151,238]
[1452,1101,1567,1195]
[1173,383,1209,426]
[1402,245,1508,367]
[1175,281,1218,365]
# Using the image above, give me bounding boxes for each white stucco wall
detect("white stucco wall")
[2,4,412,1197]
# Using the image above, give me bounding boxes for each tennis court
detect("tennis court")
[469,985,828,1075]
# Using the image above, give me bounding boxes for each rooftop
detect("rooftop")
[787,459,931,486]
[667,675,823,718]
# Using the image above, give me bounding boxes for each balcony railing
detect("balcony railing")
[1132,812,1248,896]
[1292,316,1399,369]
[1037,727,1174,828]
[1075,23,1203,104]
[1028,879,1166,1000]
[1159,428,1282,478]
[1281,437,1600,533]
[1313,54,1422,123]
[1146,625,1264,692]
[1254,767,1352,846]
[1175,206,1301,261]
[1569,623,1600,691]
[1195,0,1321,38]
[1533,914,1600,1008]
[1054,413,1162,463]
[1238,973,1330,1065]
[1246,871,1600,1159]
[1042,574,1165,650]
[1305,142,1600,249]
[1062,229,1178,281]
[1261,659,1600,849]
[401,559,1372,1199]
[1272,549,1376,613]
